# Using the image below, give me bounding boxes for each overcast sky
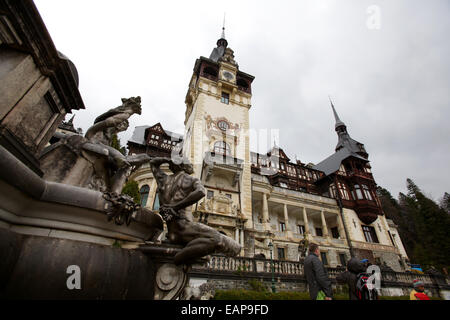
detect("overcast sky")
[34,0,449,201]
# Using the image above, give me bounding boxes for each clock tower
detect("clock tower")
[183,28,255,230]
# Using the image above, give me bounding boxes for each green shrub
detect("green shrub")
[247,279,268,292]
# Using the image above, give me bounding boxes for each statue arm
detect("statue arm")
[85,115,127,140]
[165,177,205,211]
[126,153,152,166]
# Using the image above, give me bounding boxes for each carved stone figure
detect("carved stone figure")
[40,97,144,193]
[150,156,241,265]
[40,97,158,227]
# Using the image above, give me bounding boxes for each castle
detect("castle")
[127,29,409,272]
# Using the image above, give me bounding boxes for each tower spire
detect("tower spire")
[221,13,226,39]
[329,95,346,130]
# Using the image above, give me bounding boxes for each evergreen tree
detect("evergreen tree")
[111,133,127,156]
[378,181,450,272]
[439,192,450,214]
[403,179,450,270]
[122,180,141,204]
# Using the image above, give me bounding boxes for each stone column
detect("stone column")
[321,210,329,238]
[235,227,239,242]
[262,193,270,228]
[240,229,244,247]
[283,203,292,237]
[337,212,346,239]
[302,207,310,236]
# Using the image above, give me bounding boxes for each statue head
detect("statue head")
[120,96,142,115]
[169,156,194,175]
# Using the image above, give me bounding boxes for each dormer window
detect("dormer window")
[221,92,229,104]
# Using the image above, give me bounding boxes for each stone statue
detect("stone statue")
[41,97,147,193]
[40,97,157,227]
[150,156,241,265]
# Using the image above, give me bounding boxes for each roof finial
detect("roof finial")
[221,12,226,39]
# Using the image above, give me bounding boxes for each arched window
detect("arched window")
[139,185,150,207]
[153,193,160,211]
[214,141,231,155]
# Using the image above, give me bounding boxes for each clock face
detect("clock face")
[217,120,229,131]
[223,71,234,81]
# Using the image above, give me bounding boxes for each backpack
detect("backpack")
[355,272,378,300]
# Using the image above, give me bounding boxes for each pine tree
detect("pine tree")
[111,133,127,155]
[378,181,450,272]
[403,179,450,270]
[439,192,450,214]
[122,180,141,204]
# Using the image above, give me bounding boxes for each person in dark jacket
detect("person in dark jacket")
[304,243,333,300]
[336,257,367,300]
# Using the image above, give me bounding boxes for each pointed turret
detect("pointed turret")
[330,97,346,131]
[329,99,367,157]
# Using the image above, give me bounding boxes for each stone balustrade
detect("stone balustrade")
[191,255,450,292]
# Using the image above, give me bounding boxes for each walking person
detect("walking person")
[304,243,333,300]
[336,258,367,300]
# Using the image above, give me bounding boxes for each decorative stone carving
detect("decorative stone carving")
[154,263,188,300]
[219,48,237,66]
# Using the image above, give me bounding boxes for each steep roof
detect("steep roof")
[313,148,367,176]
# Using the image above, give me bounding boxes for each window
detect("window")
[287,165,296,176]
[388,231,397,247]
[277,247,286,260]
[339,182,351,200]
[259,156,268,167]
[362,225,379,243]
[354,184,364,200]
[225,193,232,199]
[139,185,150,207]
[362,185,373,200]
[221,92,229,104]
[331,227,340,239]
[329,184,338,199]
[279,222,286,232]
[153,193,160,211]
[214,141,231,155]
[339,253,347,267]
[315,227,323,237]
[207,190,214,199]
[251,153,258,165]
[279,182,288,188]
[320,252,328,266]
[297,225,305,235]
